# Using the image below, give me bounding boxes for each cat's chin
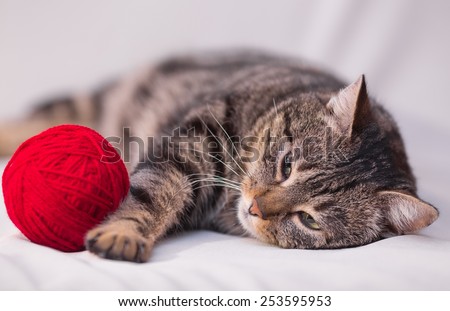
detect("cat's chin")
[237,197,258,237]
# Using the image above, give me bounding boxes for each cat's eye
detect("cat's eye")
[282,152,293,179]
[299,212,320,230]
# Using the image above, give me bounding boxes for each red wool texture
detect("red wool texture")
[2,125,129,252]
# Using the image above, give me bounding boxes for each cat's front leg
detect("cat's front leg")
[85,215,153,263]
[85,162,194,262]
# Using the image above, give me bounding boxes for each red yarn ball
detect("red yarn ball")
[2,125,129,252]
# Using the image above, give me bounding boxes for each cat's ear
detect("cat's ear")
[326,75,372,136]
[379,191,439,235]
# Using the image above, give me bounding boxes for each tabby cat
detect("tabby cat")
[0,51,438,262]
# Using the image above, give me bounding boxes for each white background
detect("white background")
[0,0,449,290]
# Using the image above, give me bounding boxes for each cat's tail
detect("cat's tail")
[0,91,106,156]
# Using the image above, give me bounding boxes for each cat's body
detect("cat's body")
[1,51,438,262]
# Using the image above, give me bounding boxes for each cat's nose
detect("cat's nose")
[248,198,267,220]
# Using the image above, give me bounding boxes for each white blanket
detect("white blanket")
[1,0,449,290]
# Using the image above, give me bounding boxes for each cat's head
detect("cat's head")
[238,75,438,248]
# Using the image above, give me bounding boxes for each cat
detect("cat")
[0,51,438,262]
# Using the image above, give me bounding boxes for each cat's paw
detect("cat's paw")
[85,224,152,263]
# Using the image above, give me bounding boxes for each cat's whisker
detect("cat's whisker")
[175,181,240,196]
[168,175,241,205]
[273,98,278,116]
[207,105,249,177]
[196,114,249,177]
[186,174,240,187]
[190,183,241,193]
[179,147,241,177]
[184,173,240,185]
[191,178,241,189]
[188,180,240,189]
[187,175,241,187]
